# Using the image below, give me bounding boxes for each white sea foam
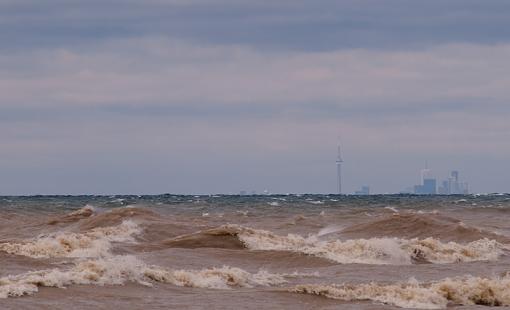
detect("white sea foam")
[223,225,505,264]
[145,266,286,289]
[415,210,439,215]
[236,210,249,217]
[402,238,503,263]
[0,256,288,298]
[308,200,324,205]
[68,205,96,216]
[317,225,344,237]
[292,275,510,309]
[385,206,399,213]
[0,256,150,298]
[0,220,140,258]
[283,271,320,278]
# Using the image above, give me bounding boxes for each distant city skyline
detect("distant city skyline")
[0,1,509,195]
[346,157,472,195]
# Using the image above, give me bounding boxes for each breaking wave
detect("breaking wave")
[47,205,96,225]
[0,220,140,258]
[165,225,505,265]
[163,226,246,250]
[46,206,158,231]
[76,207,158,230]
[292,275,510,309]
[340,213,509,242]
[0,255,290,299]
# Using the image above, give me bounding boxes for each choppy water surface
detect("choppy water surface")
[1,194,510,309]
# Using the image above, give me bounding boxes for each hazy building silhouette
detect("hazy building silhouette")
[438,180,449,195]
[355,186,370,195]
[424,179,437,194]
[415,179,437,194]
[438,171,469,194]
[414,163,437,194]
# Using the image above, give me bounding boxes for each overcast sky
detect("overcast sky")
[1,0,509,194]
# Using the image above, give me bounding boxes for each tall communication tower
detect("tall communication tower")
[336,145,343,194]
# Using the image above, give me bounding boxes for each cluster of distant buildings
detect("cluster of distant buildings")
[439,171,469,195]
[414,169,468,195]
[339,145,469,196]
[356,168,469,196]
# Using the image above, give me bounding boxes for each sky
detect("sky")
[1,0,509,195]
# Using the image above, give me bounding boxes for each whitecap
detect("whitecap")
[292,275,510,309]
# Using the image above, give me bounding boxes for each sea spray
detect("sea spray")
[292,275,510,309]
[174,225,506,264]
[0,220,140,258]
[0,255,291,298]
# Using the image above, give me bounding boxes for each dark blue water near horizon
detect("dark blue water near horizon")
[1,193,509,214]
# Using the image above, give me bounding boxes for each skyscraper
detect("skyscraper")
[423,178,437,194]
[414,162,437,194]
[451,171,459,182]
[438,170,469,194]
[355,186,370,195]
[336,145,343,194]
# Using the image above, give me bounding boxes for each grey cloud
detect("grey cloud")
[1,0,510,51]
[2,40,509,114]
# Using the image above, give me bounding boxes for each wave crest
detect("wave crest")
[0,220,140,258]
[144,266,286,289]
[341,213,508,242]
[405,238,502,263]
[77,207,158,230]
[0,256,288,298]
[166,225,505,265]
[47,205,96,225]
[292,275,510,309]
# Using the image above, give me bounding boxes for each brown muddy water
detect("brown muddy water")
[1,194,510,309]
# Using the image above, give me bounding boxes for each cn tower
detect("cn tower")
[336,145,343,194]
